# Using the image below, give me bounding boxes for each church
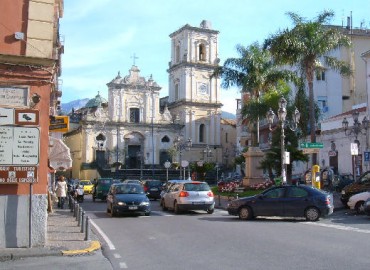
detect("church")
[64,20,226,180]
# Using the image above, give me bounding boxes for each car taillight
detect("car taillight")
[325,197,331,205]
[144,186,148,192]
[179,191,189,197]
[207,191,214,197]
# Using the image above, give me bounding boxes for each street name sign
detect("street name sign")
[300,142,323,148]
[303,148,320,154]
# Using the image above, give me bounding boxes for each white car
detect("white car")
[347,191,370,214]
[160,181,215,214]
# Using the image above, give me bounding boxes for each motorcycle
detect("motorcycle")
[74,186,84,203]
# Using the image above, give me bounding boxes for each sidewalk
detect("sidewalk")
[0,201,101,262]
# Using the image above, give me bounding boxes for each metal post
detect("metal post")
[85,216,90,241]
[281,121,286,184]
[81,211,85,233]
[74,202,78,218]
[29,183,33,248]
[78,207,83,226]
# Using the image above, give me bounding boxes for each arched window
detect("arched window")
[199,124,205,143]
[199,44,206,61]
[175,83,179,100]
[176,44,180,63]
[161,136,170,143]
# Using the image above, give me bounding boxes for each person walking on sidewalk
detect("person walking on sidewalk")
[55,176,67,209]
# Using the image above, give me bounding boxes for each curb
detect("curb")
[62,240,101,256]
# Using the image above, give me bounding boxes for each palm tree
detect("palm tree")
[213,42,295,146]
[264,10,351,165]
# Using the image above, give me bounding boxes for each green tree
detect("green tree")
[213,42,295,147]
[264,10,351,164]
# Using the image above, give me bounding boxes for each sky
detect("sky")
[60,0,370,114]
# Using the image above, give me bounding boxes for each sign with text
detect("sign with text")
[0,127,40,165]
[49,116,69,132]
[0,166,38,183]
[300,142,323,148]
[0,86,28,107]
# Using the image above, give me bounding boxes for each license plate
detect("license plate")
[150,188,158,191]
[129,206,138,210]
[192,202,205,205]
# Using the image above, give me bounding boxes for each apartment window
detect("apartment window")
[199,124,205,143]
[129,108,140,123]
[316,70,326,81]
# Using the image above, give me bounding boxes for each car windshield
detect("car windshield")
[116,184,144,194]
[184,182,210,192]
[146,181,162,187]
[80,181,92,185]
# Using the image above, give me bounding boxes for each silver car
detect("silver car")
[160,181,215,214]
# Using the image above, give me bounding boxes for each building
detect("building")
[0,0,64,248]
[64,20,224,180]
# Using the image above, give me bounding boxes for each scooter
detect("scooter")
[74,186,84,203]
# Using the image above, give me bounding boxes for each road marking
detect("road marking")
[114,253,121,258]
[302,222,370,234]
[89,219,116,250]
[119,262,128,268]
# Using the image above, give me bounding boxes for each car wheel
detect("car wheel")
[161,199,167,211]
[305,207,320,221]
[355,201,365,214]
[239,206,253,220]
[174,201,180,214]
[207,208,214,214]
[145,212,151,216]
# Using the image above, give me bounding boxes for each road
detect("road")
[2,194,369,270]
[85,195,370,270]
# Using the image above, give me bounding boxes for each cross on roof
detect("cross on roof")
[131,53,139,66]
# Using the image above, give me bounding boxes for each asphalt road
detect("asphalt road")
[86,195,370,270]
[3,195,369,270]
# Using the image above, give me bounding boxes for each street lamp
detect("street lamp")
[164,160,171,183]
[203,145,212,162]
[174,136,192,179]
[266,96,300,185]
[342,109,369,181]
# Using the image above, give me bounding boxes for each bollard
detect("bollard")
[81,211,85,233]
[75,204,79,220]
[78,207,82,226]
[85,216,90,241]
[218,194,221,207]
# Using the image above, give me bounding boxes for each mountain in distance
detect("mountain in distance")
[61,98,235,119]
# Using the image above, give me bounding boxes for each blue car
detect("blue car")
[227,185,334,221]
[106,183,151,217]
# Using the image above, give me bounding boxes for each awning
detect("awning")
[48,136,72,171]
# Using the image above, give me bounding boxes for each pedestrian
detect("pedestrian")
[55,175,67,209]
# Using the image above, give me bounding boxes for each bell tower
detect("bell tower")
[168,20,222,162]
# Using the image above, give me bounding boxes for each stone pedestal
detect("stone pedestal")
[242,147,266,186]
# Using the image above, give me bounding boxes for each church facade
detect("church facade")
[64,20,223,180]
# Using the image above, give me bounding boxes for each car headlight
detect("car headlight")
[117,201,126,206]
[140,201,150,206]
[341,190,345,195]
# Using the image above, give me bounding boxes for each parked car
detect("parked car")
[227,185,334,222]
[142,180,163,200]
[341,171,370,206]
[93,178,121,202]
[347,191,370,214]
[106,183,151,217]
[123,179,143,185]
[160,179,191,198]
[160,181,215,214]
[78,179,94,194]
[364,198,370,216]
[332,173,354,192]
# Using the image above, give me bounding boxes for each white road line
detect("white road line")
[119,262,128,268]
[114,253,121,258]
[302,222,370,234]
[89,219,116,250]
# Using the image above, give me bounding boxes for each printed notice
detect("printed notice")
[0,127,39,165]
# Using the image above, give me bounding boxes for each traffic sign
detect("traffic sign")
[300,142,323,148]
[302,148,320,154]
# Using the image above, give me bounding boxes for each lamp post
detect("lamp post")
[174,136,192,179]
[203,145,212,162]
[137,151,143,180]
[266,96,300,185]
[342,109,369,181]
[164,160,171,183]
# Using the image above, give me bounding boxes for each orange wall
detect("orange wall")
[0,0,28,55]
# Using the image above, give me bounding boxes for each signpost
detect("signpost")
[300,142,323,148]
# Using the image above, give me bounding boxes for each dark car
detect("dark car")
[227,185,334,222]
[142,180,163,200]
[106,183,151,217]
[93,178,121,202]
[364,198,370,216]
[341,171,370,206]
[332,173,354,192]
